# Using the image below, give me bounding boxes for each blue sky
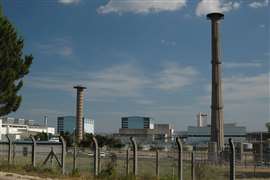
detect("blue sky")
[2,0,269,132]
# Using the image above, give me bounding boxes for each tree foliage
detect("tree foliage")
[0,5,33,116]
[266,122,270,132]
[34,132,48,141]
[79,133,124,148]
[61,131,74,147]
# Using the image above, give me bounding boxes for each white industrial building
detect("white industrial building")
[0,117,55,140]
[197,112,208,127]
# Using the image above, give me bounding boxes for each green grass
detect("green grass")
[0,153,269,180]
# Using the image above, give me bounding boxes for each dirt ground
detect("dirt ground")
[0,172,54,180]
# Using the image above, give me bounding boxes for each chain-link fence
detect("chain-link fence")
[0,136,269,179]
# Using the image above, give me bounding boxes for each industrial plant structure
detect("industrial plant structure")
[0,117,55,140]
[74,85,86,142]
[57,116,94,135]
[207,12,225,152]
[116,116,174,144]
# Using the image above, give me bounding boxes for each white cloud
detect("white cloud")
[224,62,262,68]
[248,0,269,8]
[223,73,269,101]
[37,38,73,57]
[259,24,266,28]
[134,99,154,105]
[196,0,240,16]
[26,62,199,100]
[89,63,149,97]
[27,63,149,98]
[157,63,199,91]
[58,0,80,5]
[97,0,186,14]
[200,72,270,103]
[161,39,177,46]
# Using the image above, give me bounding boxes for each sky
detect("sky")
[1,0,269,133]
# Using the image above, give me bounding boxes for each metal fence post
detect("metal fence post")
[126,148,129,176]
[12,143,16,165]
[6,135,12,165]
[229,138,235,180]
[30,136,36,167]
[130,137,137,176]
[60,136,66,175]
[73,145,77,172]
[191,151,195,180]
[156,149,159,178]
[176,137,183,180]
[260,132,263,163]
[91,136,99,176]
[50,147,54,168]
[98,147,101,174]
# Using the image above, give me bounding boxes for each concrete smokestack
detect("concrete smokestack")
[207,12,224,152]
[74,85,86,142]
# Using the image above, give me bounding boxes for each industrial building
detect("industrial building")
[116,116,174,144]
[197,112,207,127]
[57,116,94,135]
[186,123,246,145]
[154,124,174,140]
[0,117,55,140]
[121,116,154,129]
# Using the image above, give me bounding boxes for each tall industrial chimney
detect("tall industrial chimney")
[207,12,224,152]
[44,116,48,127]
[74,85,86,142]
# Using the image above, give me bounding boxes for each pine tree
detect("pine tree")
[0,5,33,116]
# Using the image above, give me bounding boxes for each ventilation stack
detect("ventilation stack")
[74,85,86,142]
[207,12,225,152]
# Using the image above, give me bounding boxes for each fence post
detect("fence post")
[50,147,54,168]
[73,145,77,172]
[260,132,263,163]
[130,137,137,176]
[229,138,235,180]
[6,135,12,165]
[176,137,183,180]
[126,148,129,176]
[60,136,66,175]
[98,147,101,174]
[30,136,36,167]
[91,136,99,176]
[239,142,243,164]
[191,151,195,180]
[156,149,159,178]
[12,143,16,165]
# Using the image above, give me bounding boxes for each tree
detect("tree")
[79,133,124,148]
[34,132,48,141]
[266,122,270,132]
[61,131,73,147]
[0,5,33,116]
